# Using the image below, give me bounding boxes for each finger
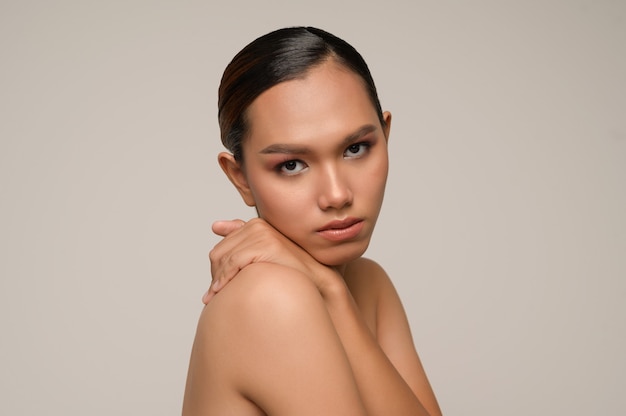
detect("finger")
[212,251,248,292]
[209,219,269,271]
[209,225,253,279]
[206,219,280,302]
[203,265,236,303]
[209,234,268,299]
[203,259,240,304]
[212,219,245,237]
[202,287,218,304]
[202,277,225,303]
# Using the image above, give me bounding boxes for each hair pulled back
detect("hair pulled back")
[218,26,385,161]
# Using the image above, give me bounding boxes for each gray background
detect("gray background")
[1,1,624,415]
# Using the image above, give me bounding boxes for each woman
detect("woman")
[183,27,441,416]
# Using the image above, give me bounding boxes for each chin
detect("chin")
[311,241,370,267]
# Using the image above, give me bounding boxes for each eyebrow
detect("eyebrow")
[259,124,379,155]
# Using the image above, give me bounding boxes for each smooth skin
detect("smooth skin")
[183,61,442,416]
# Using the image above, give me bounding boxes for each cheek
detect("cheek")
[248,177,310,223]
[361,157,389,198]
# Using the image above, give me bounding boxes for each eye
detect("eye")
[277,159,307,175]
[344,142,370,158]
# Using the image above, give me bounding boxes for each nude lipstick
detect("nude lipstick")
[317,218,364,242]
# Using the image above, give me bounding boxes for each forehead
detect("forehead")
[244,61,380,150]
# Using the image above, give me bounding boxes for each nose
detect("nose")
[317,164,353,211]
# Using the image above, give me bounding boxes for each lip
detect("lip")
[316,217,364,242]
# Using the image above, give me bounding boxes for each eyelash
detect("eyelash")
[274,141,373,176]
[344,142,371,158]
[276,160,307,176]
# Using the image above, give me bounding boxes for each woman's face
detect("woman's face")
[223,61,391,266]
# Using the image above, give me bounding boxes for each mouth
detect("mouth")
[317,218,364,242]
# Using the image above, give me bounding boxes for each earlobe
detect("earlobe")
[217,152,256,207]
[382,111,392,142]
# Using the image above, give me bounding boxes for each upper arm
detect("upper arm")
[185,263,367,416]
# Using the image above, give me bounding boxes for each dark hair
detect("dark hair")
[218,26,386,161]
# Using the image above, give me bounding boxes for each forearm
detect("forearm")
[321,280,431,416]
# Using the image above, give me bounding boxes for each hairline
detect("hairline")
[236,55,384,164]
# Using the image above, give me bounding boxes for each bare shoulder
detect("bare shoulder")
[185,263,366,416]
[346,261,442,416]
[345,257,390,279]
[206,262,322,319]
[194,262,326,369]
[343,257,396,301]
[345,257,408,326]
[341,257,396,337]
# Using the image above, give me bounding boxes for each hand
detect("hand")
[203,218,338,303]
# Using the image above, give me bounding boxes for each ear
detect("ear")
[382,111,392,143]
[218,152,256,207]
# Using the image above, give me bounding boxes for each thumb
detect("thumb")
[212,219,245,237]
